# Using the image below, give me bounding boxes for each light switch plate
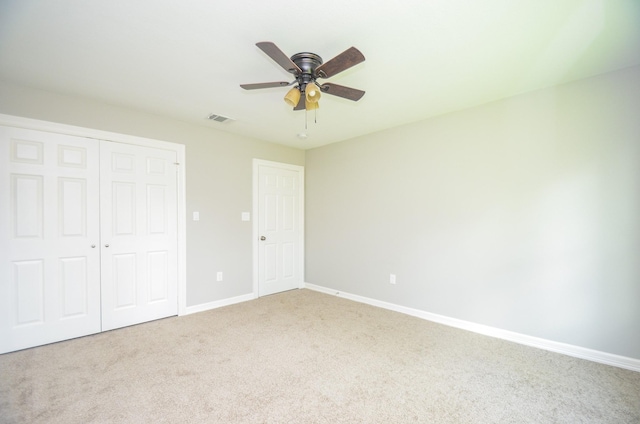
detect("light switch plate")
[193,211,200,221]
[241,212,250,221]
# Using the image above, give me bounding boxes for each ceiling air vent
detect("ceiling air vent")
[206,113,234,123]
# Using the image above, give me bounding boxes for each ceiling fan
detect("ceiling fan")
[240,42,366,111]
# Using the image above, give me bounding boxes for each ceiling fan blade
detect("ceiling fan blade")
[320,83,365,101]
[240,81,292,90]
[315,47,365,79]
[294,94,305,111]
[256,42,302,75]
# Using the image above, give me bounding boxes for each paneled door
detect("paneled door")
[255,160,304,296]
[0,127,101,353]
[100,141,178,331]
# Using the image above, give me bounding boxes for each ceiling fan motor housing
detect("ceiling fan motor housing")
[290,52,323,74]
[290,52,323,91]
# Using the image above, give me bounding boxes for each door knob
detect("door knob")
[91,244,96,248]
[260,236,266,241]
[105,244,110,248]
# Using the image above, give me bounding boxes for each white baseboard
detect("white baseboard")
[183,293,256,316]
[304,282,640,373]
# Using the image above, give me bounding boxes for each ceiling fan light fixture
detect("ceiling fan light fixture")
[305,82,321,103]
[284,87,301,107]
[305,99,319,111]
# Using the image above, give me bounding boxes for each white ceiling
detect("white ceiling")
[1,1,639,149]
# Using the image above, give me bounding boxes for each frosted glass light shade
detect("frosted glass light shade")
[284,87,301,107]
[305,82,321,103]
[305,100,319,111]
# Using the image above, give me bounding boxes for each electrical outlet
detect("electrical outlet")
[390,274,396,285]
[216,272,223,282]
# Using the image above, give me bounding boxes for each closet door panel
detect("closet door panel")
[0,127,101,354]
[100,141,178,331]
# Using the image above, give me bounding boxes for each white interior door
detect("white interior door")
[0,127,101,353]
[100,141,178,331]
[255,160,304,297]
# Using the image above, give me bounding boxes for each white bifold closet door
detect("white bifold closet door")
[0,127,102,353]
[100,141,178,331]
[0,127,179,354]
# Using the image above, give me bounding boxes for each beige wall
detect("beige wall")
[305,66,640,359]
[0,81,305,307]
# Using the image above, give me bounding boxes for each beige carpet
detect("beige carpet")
[0,289,638,423]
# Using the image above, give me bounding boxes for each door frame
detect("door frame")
[0,113,188,316]
[252,159,304,298]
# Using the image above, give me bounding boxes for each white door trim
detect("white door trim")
[252,159,304,298]
[0,113,188,316]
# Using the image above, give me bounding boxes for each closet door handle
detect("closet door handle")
[105,244,110,248]
[91,244,96,248]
